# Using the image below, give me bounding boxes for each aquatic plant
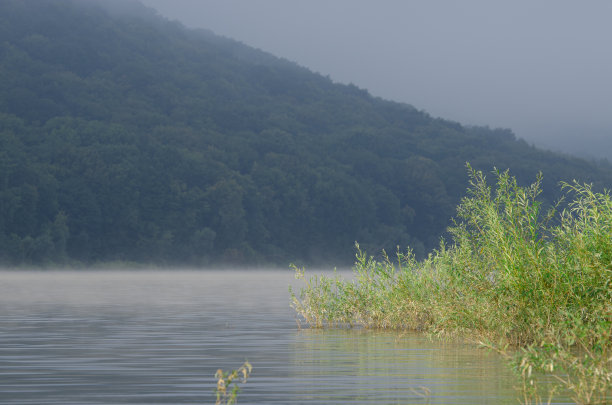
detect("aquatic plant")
[214,361,252,405]
[291,165,611,404]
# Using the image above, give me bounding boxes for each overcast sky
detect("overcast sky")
[140,0,612,159]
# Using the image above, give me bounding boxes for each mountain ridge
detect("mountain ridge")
[1,0,610,267]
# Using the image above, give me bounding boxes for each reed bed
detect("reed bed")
[290,165,611,404]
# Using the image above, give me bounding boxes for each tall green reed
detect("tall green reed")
[291,165,611,404]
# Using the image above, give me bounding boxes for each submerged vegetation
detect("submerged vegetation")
[291,166,611,404]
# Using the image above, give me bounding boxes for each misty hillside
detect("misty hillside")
[1,0,611,267]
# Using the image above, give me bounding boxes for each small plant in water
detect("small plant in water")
[214,361,252,405]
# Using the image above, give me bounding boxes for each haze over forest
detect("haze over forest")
[141,0,612,161]
[1,0,611,268]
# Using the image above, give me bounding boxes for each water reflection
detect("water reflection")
[290,329,516,404]
[0,271,528,404]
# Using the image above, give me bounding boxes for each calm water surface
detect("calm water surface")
[0,270,535,404]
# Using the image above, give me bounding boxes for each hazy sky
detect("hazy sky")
[140,0,612,159]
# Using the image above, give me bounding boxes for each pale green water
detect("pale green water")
[0,270,566,404]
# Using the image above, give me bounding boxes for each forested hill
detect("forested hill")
[1,0,611,267]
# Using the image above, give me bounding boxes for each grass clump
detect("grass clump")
[214,361,252,405]
[291,165,611,404]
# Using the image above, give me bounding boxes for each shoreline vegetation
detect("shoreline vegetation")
[290,165,611,404]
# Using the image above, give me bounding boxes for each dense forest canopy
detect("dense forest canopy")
[1,0,611,267]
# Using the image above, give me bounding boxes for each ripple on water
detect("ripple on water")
[0,270,527,404]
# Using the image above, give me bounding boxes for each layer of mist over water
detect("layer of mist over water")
[0,270,551,404]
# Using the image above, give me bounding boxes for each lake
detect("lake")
[0,270,540,404]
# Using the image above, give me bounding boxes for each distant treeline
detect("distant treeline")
[1,0,611,267]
